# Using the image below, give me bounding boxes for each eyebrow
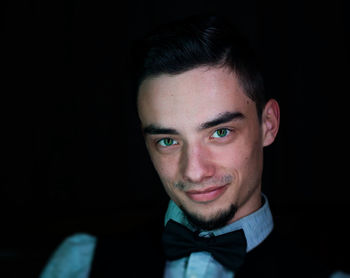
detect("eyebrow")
[143,125,179,135]
[199,111,245,130]
[143,111,245,135]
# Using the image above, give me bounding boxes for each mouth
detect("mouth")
[185,185,228,203]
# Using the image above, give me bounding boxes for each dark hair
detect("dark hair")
[134,15,266,120]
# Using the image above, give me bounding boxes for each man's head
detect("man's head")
[136,15,280,230]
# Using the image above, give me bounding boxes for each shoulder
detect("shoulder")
[40,233,97,278]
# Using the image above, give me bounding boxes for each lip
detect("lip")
[185,185,228,203]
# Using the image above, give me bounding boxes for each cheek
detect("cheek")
[214,138,263,180]
[149,152,179,185]
[235,142,264,197]
[213,144,247,170]
[154,163,184,206]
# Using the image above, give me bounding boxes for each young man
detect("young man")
[40,15,348,278]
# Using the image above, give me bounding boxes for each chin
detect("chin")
[180,203,238,231]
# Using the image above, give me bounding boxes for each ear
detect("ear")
[262,99,280,147]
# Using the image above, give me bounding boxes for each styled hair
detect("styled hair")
[134,14,266,120]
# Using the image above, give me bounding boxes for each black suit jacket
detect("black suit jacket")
[236,229,331,277]
[89,218,165,277]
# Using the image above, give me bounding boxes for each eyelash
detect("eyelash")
[157,138,178,147]
[155,128,234,149]
[210,128,232,139]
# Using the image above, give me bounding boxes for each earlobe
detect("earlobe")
[262,99,280,147]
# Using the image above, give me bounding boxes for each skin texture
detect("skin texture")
[138,66,280,229]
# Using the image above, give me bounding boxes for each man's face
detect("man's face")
[138,66,277,229]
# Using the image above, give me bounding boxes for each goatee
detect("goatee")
[181,204,238,231]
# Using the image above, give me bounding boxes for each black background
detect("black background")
[2,0,350,276]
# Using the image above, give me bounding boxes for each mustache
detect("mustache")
[174,175,233,191]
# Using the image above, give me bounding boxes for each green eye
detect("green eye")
[158,138,177,147]
[212,128,230,138]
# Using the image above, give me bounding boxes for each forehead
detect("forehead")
[137,66,256,129]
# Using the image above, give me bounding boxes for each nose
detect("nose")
[180,143,215,184]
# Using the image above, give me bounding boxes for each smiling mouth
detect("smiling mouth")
[185,185,228,203]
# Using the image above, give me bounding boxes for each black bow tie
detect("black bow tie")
[162,220,247,272]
